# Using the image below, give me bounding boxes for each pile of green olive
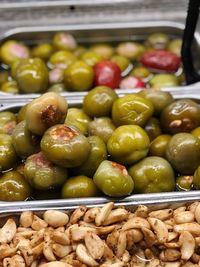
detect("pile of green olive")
[1,87,200,201]
[0,31,183,94]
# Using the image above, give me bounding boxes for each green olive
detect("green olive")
[83,86,118,118]
[193,166,200,189]
[0,111,16,135]
[110,55,130,72]
[12,120,40,158]
[81,51,103,66]
[1,80,19,94]
[145,33,170,50]
[53,32,77,51]
[112,94,154,127]
[0,171,31,201]
[72,136,107,177]
[40,124,91,168]
[64,60,94,91]
[26,92,68,135]
[17,104,29,123]
[128,156,175,193]
[0,71,9,86]
[191,127,200,140]
[90,44,114,60]
[47,83,66,93]
[74,46,87,58]
[32,43,53,60]
[130,66,151,79]
[49,50,76,69]
[24,151,67,190]
[93,160,134,197]
[168,39,182,56]
[0,134,18,172]
[149,134,171,158]
[65,108,91,135]
[144,117,162,142]
[12,58,49,93]
[62,175,99,198]
[176,175,193,191]
[166,133,200,175]
[149,74,179,88]
[116,42,145,60]
[88,117,116,144]
[0,40,30,65]
[107,125,150,165]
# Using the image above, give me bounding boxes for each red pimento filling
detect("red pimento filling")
[50,125,78,141]
[111,161,128,176]
[31,152,53,168]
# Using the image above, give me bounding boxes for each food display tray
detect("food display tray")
[0,20,200,97]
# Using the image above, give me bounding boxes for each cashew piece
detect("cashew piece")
[148,217,168,244]
[76,244,98,266]
[0,219,16,243]
[85,232,105,260]
[122,217,150,231]
[103,208,128,225]
[179,231,195,260]
[20,211,34,228]
[95,202,114,226]
[43,210,69,227]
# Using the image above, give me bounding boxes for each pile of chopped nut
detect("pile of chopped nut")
[1,201,200,266]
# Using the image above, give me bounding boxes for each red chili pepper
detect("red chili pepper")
[93,60,121,89]
[141,50,180,72]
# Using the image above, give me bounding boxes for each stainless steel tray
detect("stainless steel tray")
[0,20,200,97]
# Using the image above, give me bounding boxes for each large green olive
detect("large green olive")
[88,117,116,144]
[107,125,150,165]
[0,171,31,201]
[12,121,40,158]
[17,104,29,123]
[145,33,170,50]
[81,51,103,66]
[90,44,114,60]
[83,86,118,118]
[24,152,67,190]
[166,133,200,175]
[41,124,91,168]
[168,39,182,56]
[112,94,154,127]
[72,136,107,177]
[116,42,145,60]
[149,74,179,88]
[0,111,16,135]
[12,58,49,93]
[0,40,30,65]
[53,32,77,51]
[191,127,200,140]
[128,156,175,193]
[32,43,53,61]
[161,99,200,134]
[65,108,91,135]
[93,160,134,197]
[62,175,99,198]
[26,92,68,135]
[130,66,151,80]
[49,50,76,69]
[149,134,171,158]
[0,134,18,172]
[64,60,94,91]
[137,89,174,116]
[110,55,130,72]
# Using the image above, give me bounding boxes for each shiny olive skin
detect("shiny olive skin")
[93,160,134,197]
[62,175,99,198]
[110,55,130,72]
[144,117,162,141]
[176,175,193,191]
[17,104,29,123]
[107,125,150,165]
[145,32,170,50]
[1,80,19,94]
[53,32,77,51]
[191,127,200,140]
[0,171,31,201]
[116,42,145,60]
[193,166,200,189]
[0,40,30,65]
[166,133,200,175]
[32,43,53,61]
[24,152,67,190]
[0,134,18,172]
[137,89,174,116]
[49,50,76,69]
[64,60,94,91]
[128,156,175,193]
[47,83,66,93]
[26,92,68,135]
[161,99,200,134]
[88,117,116,144]
[149,134,171,158]
[13,58,48,93]
[0,71,9,86]
[65,108,91,135]
[74,46,87,58]
[112,94,154,127]
[90,44,114,60]
[72,136,107,177]
[149,74,179,88]
[0,111,16,135]
[12,121,40,158]
[130,66,151,80]
[168,39,182,56]
[81,51,103,66]
[41,124,91,168]
[83,86,118,118]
